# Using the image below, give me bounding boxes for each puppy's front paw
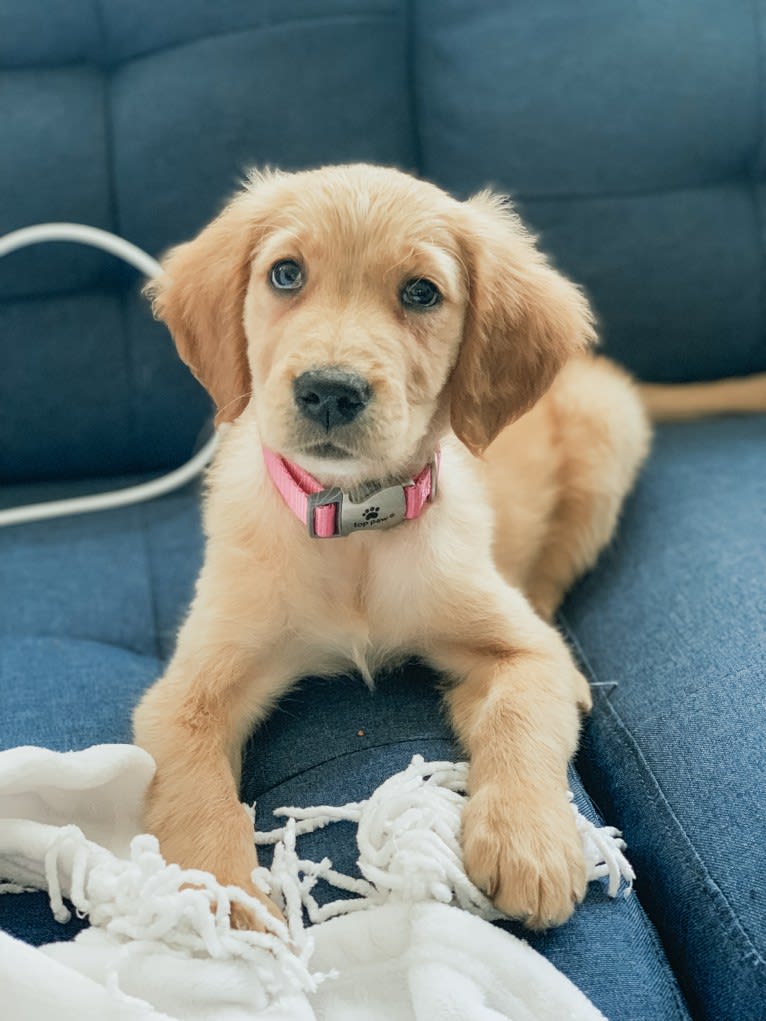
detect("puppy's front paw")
[147,795,284,934]
[462,785,586,930]
[227,884,285,934]
[181,877,283,934]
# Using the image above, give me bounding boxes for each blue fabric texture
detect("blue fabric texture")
[0,475,203,660]
[2,3,764,1020]
[562,417,766,1021]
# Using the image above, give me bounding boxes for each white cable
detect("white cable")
[0,222,164,278]
[0,222,219,527]
[0,436,217,527]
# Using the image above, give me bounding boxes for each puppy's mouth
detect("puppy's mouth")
[302,442,354,460]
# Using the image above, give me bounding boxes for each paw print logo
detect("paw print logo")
[363,506,380,521]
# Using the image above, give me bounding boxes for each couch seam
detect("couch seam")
[559,613,766,981]
[638,910,694,1021]
[137,502,163,662]
[93,0,117,233]
[108,12,398,69]
[514,175,742,205]
[404,0,423,175]
[0,10,399,72]
[243,734,456,801]
[1,633,160,665]
[748,0,766,367]
[94,0,142,471]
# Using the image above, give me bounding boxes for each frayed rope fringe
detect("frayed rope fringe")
[40,822,319,1002]
[254,756,634,924]
[6,755,634,1005]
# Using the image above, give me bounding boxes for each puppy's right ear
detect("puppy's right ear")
[145,177,276,424]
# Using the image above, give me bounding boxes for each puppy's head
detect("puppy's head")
[147,165,595,482]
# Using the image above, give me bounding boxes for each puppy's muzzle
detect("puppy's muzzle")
[293,368,371,431]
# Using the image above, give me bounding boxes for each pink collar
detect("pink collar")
[262,447,439,538]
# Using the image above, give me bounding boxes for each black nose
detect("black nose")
[293,369,371,430]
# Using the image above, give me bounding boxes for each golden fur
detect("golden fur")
[133,164,766,931]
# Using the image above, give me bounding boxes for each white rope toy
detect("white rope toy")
[35,756,634,1003]
[42,826,320,1000]
[256,755,634,925]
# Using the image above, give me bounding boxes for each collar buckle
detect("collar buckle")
[307,481,408,538]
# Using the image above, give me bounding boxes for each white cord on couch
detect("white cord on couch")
[0,222,219,528]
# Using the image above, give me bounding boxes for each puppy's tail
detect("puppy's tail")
[637,372,766,422]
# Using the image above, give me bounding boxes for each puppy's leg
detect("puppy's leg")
[518,357,651,620]
[133,636,292,931]
[428,584,591,929]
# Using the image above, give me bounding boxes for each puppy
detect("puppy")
[131,163,670,930]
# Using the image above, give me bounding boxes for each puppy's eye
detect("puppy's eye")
[270,260,304,291]
[401,278,441,310]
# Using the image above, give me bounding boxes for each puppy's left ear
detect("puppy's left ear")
[450,192,597,456]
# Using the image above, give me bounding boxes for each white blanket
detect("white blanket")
[0,746,633,1020]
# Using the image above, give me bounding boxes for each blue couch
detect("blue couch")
[1,3,764,1019]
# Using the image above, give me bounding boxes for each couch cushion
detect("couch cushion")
[0,0,414,483]
[0,632,689,1020]
[0,475,203,660]
[415,0,766,383]
[0,636,158,751]
[0,633,161,947]
[562,415,766,1021]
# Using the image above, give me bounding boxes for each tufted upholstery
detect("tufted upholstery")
[417,0,766,384]
[2,0,765,483]
[0,0,414,482]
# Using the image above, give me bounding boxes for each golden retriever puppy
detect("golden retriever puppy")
[132,164,763,932]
